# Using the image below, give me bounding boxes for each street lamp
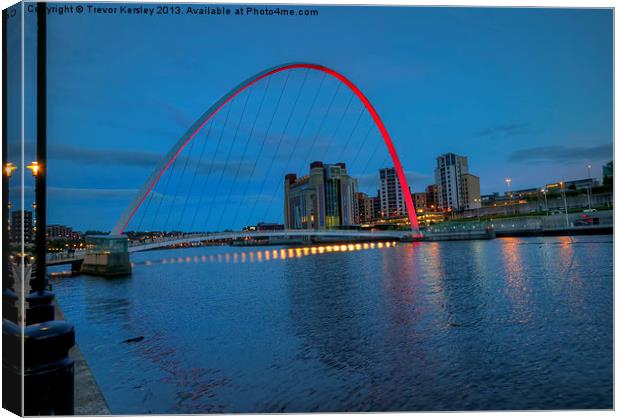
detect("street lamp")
[540,188,548,213]
[27,162,42,262]
[586,164,592,209]
[505,178,512,215]
[27,161,41,177]
[4,162,16,178]
[4,161,16,229]
[559,181,569,227]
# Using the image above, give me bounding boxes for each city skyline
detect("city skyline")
[6,5,612,231]
[12,155,611,235]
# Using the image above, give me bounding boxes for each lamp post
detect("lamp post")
[586,164,592,210]
[26,162,43,283]
[25,160,55,324]
[505,178,511,215]
[559,181,569,228]
[541,188,548,213]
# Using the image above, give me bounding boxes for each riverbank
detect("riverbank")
[419,210,613,241]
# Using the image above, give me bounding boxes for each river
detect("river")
[52,236,613,412]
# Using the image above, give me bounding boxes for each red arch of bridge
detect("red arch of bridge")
[114,63,420,235]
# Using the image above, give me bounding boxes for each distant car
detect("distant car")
[574,215,600,226]
[583,209,598,213]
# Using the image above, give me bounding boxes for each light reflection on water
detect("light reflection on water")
[130,241,397,270]
[52,236,612,413]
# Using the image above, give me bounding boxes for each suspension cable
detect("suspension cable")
[207,83,252,231]
[162,131,198,232]
[246,70,309,227]
[234,71,291,228]
[259,71,327,222]
[190,100,234,232]
[176,119,214,232]
[304,81,343,162]
[149,149,180,232]
[336,103,365,163]
[202,84,253,231]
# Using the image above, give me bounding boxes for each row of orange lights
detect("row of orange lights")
[133,241,399,268]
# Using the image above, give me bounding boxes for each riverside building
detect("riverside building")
[284,162,358,230]
[435,153,481,211]
[379,167,407,218]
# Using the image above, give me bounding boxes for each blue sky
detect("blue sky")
[7,4,613,231]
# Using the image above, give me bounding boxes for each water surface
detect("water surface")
[53,236,613,413]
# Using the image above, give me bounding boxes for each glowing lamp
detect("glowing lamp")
[4,162,17,177]
[27,161,41,176]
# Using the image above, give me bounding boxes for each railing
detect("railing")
[127,229,411,252]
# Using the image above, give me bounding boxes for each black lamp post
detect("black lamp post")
[25,2,55,325]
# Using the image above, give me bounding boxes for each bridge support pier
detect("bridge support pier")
[70,260,83,276]
[80,235,132,277]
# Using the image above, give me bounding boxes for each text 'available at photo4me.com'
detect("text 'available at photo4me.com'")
[5,3,320,18]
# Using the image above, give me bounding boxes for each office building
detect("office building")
[434,152,481,211]
[379,167,407,218]
[481,192,501,204]
[412,192,427,211]
[354,192,375,224]
[11,210,33,243]
[47,224,81,240]
[463,173,481,210]
[546,178,599,192]
[425,184,438,210]
[507,188,539,199]
[284,161,357,230]
[372,194,381,220]
[603,160,613,182]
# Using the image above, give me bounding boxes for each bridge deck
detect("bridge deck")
[128,230,411,252]
[46,230,413,263]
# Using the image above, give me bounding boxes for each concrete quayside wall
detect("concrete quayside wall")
[419,210,612,241]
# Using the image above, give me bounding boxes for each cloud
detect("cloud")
[477,123,528,137]
[47,142,255,179]
[98,99,195,140]
[507,143,613,164]
[49,143,163,168]
[48,186,140,199]
[34,186,172,201]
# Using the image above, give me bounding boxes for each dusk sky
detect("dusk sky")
[7,4,613,231]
